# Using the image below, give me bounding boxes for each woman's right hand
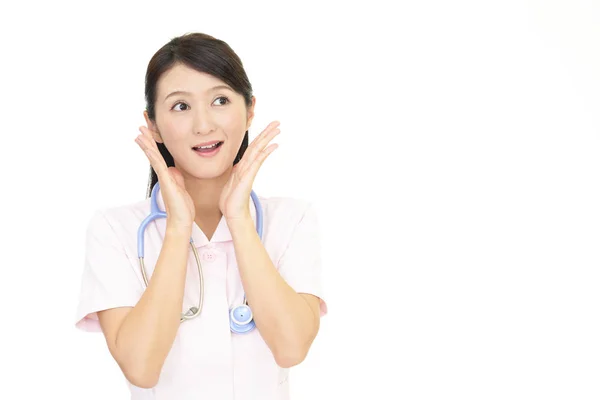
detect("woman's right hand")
[135,126,195,232]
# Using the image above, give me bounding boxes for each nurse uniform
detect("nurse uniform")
[74,190,327,400]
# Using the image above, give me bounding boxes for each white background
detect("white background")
[0,0,599,399]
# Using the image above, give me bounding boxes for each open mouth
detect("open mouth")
[193,141,224,153]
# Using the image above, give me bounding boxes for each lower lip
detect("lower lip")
[193,144,222,157]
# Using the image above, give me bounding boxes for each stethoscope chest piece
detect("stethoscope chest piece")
[229,304,256,333]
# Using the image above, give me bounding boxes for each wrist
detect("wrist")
[226,214,254,232]
[166,223,192,238]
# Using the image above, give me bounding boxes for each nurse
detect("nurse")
[74,32,327,399]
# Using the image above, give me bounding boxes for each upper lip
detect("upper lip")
[192,140,223,148]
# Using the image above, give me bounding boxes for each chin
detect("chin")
[188,162,233,180]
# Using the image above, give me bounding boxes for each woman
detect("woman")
[74,32,327,399]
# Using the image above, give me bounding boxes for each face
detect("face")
[144,63,255,180]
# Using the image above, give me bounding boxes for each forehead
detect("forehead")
[156,63,228,96]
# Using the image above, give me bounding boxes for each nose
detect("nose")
[193,106,217,136]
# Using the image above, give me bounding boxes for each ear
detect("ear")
[143,110,164,143]
[245,96,256,131]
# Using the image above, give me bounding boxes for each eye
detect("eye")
[172,102,189,111]
[214,96,230,106]
[171,97,229,112]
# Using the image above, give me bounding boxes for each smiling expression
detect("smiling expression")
[144,62,255,179]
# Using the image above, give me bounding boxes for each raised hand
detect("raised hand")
[135,126,195,231]
[219,121,281,221]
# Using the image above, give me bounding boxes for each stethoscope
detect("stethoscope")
[136,182,263,334]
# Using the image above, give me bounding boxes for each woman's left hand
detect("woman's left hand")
[220,121,281,221]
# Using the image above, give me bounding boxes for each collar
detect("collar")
[153,187,257,247]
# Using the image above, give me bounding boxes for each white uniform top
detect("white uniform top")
[74,189,327,399]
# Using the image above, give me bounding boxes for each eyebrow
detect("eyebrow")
[163,85,233,102]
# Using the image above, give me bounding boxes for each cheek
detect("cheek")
[161,120,190,146]
[219,108,248,140]
[227,120,248,142]
[229,128,247,155]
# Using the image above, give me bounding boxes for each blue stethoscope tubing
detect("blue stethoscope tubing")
[136,182,263,334]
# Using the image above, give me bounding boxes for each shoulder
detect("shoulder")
[257,195,320,254]
[258,195,316,225]
[85,197,151,238]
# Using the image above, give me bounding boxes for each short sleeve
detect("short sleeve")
[277,203,328,317]
[74,209,143,332]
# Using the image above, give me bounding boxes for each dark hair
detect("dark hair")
[143,32,253,198]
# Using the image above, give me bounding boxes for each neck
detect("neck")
[183,166,232,220]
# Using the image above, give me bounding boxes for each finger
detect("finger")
[136,126,170,179]
[137,126,167,170]
[241,121,279,162]
[236,122,278,173]
[135,134,164,175]
[240,126,281,176]
[250,121,280,153]
[142,126,166,156]
[238,143,278,184]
